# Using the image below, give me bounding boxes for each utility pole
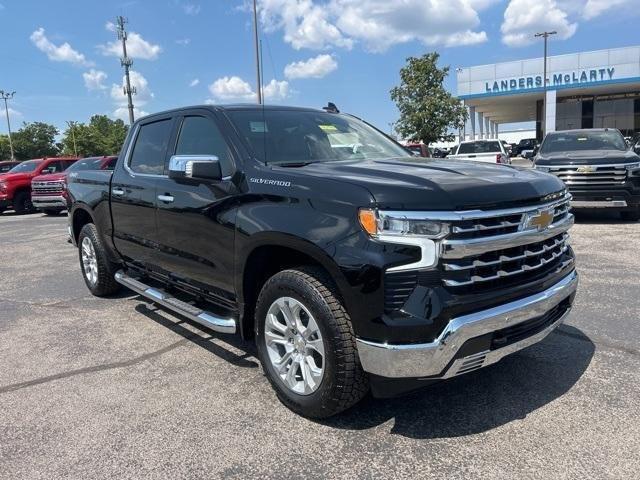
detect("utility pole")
[535,31,557,138]
[252,0,262,104]
[0,90,16,160]
[116,16,136,124]
[66,121,78,157]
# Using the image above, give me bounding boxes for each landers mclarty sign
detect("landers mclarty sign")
[485,67,616,93]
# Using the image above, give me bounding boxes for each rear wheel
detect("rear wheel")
[13,191,35,214]
[621,209,640,221]
[78,223,121,296]
[255,267,369,418]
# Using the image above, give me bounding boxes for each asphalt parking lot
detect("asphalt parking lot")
[1,210,639,479]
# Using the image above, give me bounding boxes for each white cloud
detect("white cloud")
[105,21,116,32]
[262,79,290,101]
[501,0,577,47]
[176,38,191,45]
[182,3,201,15]
[284,54,337,79]
[258,0,487,52]
[83,69,108,90]
[110,70,153,120]
[98,25,162,60]
[208,76,256,102]
[7,108,22,122]
[30,27,93,66]
[189,78,200,87]
[207,76,289,102]
[583,0,633,19]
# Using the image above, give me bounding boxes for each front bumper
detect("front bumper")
[356,270,578,379]
[31,195,67,209]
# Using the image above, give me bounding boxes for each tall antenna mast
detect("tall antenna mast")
[0,90,16,160]
[116,16,136,124]
[252,0,262,105]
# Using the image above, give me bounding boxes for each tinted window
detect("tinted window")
[458,141,502,154]
[105,157,118,170]
[175,116,233,176]
[41,161,64,174]
[8,160,41,173]
[129,119,172,175]
[68,157,104,171]
[541,130,627,154]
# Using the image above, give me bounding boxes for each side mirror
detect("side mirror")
[169,155,222,181]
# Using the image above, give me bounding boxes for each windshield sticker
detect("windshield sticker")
[318,124,338,132]
[250,121,268,133]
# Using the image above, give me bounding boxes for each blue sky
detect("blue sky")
[0,0,638,136]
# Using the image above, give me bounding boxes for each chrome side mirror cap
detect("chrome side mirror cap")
[169,155,221,181]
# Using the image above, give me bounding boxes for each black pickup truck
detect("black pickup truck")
[534,128,640,220]
[68,105,578,418]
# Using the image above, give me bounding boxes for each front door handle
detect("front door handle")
[157,194,174,203]
[112,188,125,196]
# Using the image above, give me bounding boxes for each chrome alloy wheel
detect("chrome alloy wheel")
[81,237,98,286]
[264,297,325,395]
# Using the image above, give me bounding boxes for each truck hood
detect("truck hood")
[536,149,639,166]
[32,172,67,183]
[0,172,35,183]
[287,158,565,210]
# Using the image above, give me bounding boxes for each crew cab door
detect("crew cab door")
[110,115,175,267]
[153,110,239,305]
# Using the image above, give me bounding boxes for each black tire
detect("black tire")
[43,208,64,216]
[77,223,121,296]
[255,267,369,418]
[13,191,35,214]
[621,209,640,221]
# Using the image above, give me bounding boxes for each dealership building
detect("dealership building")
[457,45,640,141]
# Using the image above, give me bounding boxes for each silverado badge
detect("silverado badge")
[522,208,555,231]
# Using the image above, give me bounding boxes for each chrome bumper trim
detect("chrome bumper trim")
[571,200,628,208]
[32,195,66,208]
[356,270,578,379]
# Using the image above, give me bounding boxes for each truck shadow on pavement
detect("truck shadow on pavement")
[322,325,594,439]
[133,302,259,370]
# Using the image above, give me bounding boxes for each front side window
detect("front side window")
[175,116,233,176]
[227,109,411,165]
[129,119,173,175]
[541,130,627,154]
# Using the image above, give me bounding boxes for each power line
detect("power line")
[115,16,136,124]
[0,90,16,160]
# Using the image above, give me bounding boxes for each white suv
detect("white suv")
[449,140,511,165]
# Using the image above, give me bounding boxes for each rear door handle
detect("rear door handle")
[157,194,174,203]
[112,188,125,196]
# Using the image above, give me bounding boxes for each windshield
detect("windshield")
[541,130,627,154]
[226,109,411,164]
[458,141,502,154]
[68,157,105,171]
[8,160,41,173]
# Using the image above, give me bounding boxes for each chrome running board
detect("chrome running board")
[115,270,237,334]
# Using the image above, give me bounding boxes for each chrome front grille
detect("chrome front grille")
[440,193,574,293]
[32,181,64,194]
[547,165,627,186]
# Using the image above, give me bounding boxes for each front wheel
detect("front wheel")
[78,223,121,296]
[255,268,369,418]
[13,191,35,214]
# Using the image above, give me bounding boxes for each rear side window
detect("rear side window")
[175,116,233,177]
[105,157,118,170]
[129,119,173,175]
[458,141,502,154]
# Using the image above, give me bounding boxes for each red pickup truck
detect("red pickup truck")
[31,156,117,215]
[0,157,77,214]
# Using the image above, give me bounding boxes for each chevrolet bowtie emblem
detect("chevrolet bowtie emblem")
[523,209,554,231]
[576,166,596,173]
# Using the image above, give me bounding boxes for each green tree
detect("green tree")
[61,115,128,157]
[0,134,11,160]
[390,52,468,145]
[12,122,59,160]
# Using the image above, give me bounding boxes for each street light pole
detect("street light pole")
[0,90,16,160]
[252,0,262,105]
[535,31,557,138]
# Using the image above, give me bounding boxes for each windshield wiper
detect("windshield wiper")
[272,161,315,167]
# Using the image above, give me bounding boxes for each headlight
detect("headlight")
[0,181,6,193]
[359,209,448,238]
[358,209,448,270]
[625,162,640,172]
